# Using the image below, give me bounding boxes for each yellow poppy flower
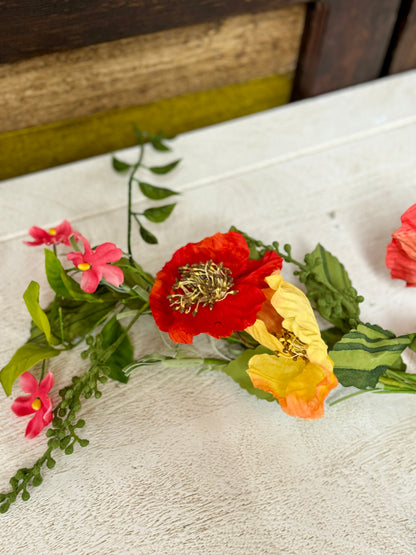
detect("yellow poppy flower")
[245,274,337,419]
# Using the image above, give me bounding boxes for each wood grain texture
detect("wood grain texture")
[292,0,403,99]
[388,0,416,74]
[0,74,293,181]
[0,0,302,64]
[0,6,305,134]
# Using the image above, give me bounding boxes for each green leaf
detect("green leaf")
[149,132,171,152]
[23,281,52,344]
[100,317,134,383]
[112,156,131,173]
[321,327,345,351]
[148,159,180,175]
[0,344,60,395]
[44,249,102,302]
[299,244,364,333]
[143,203,176,223]
[138,223,158,244]
[220,346,277,402]
[138,181,178,200]
[330,323,414,389]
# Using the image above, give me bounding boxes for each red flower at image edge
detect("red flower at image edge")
[149,231,283,343]
[11,372,54,439]
[67,236,124,293]
[386,204,416,286]
[24,220,77,247]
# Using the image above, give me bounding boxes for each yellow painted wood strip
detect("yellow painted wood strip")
[0,6,305,133]
[0,74,293,180]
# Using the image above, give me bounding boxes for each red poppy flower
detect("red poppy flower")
[11,372,54,439]
[24,220,77,247]
[386,204,416,286]
[149,231,283,343]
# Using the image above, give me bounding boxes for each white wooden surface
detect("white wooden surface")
[1,71,416,554]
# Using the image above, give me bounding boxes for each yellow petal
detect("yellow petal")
[245,320,284,354]
[247,352,337,419]
[266,275,329,370]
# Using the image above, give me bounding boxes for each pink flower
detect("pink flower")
[67,236,124,293]
[24,220,77,247]
[386,204,416,286]
[11,372,54,439]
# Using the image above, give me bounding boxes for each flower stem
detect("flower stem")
[127,142,146,262]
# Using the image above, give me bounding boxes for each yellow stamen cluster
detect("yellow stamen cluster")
[276,329,307,361]
[77,262,91,271]
[168,260,237,315]
[48,228,57,236]
[31,398,42,411]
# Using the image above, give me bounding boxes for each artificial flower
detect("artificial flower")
[245,274,337,418]
[149,231,283,343]
[24,219,77,246]
[386,204,416,286]
[11,372,54,439]
[67,236,124,293]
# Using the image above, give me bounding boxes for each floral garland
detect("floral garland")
[1,131,415,513]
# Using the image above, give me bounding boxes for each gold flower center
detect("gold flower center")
[168,260,237,315]
[48,228,57,236]
[276,329,307,361]
[31,398,42,411]
[77,262,91,271]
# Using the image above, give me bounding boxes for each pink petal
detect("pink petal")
[100,265,124,288]
[93,243,123,264]
[39,372,54,395]
[19,372,38,394]
[78,235,93,256]
[67,251,84,266]
[24,227,51,246]
[25,411,45,439]
[11,396,35,417]
[80,268,101,293]
[56,220,72,236]
[42,402,54,425]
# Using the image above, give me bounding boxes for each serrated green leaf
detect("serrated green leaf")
[300,244,363,332]
[148,159,180,175]
[220,346,277,402]
[138,223,158,244]
[138,181,178,200]
[112,156,131,173]
[143,203,176,223]
[0,344,60,395]
[23,281,52,344]
[330,323,414,389]
[100,317,134,383]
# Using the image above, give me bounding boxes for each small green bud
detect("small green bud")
[21,490,30,502]
[64,445,74,455]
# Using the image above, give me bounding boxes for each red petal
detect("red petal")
[93,243,123,265]
[19,372,38,394]
[80,268,101,293]
[240,251,283,286]
[39,372,54,395]
[25,411,45,439]
[100,265,124,287]
[11,396,35,416]
[386,239,416,286]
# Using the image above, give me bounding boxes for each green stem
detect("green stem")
[127,142,146,261]
[329,389,377,406]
